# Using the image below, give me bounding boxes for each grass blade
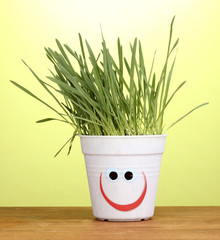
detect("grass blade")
[166,102,209,131]
[36,118,71,124]
[10,80,65,118]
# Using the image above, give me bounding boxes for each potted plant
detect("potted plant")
[11,17,208,221]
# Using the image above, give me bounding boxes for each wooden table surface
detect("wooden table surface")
[0,207,219,240]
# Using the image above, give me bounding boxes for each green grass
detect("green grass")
[11,17,208,156]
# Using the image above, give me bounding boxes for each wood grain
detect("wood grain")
[0,207,219,240]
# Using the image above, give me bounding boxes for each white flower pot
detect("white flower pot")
[80,135,167,221]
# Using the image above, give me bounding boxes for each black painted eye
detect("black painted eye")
[109,171,118,180]
[124,171,133,180]
[106,168,119,182]
[123,168,137,182]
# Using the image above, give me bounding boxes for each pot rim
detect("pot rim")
[79,134,167,138]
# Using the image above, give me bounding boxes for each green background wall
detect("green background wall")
[0,0,219,206]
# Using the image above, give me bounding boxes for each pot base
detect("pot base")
[96,217,150,222]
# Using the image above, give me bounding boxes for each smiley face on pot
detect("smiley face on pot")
[100,168,147,212]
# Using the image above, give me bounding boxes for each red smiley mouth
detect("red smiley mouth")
[100,172,147,212]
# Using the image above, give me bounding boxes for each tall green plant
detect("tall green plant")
[11,17,208,156]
